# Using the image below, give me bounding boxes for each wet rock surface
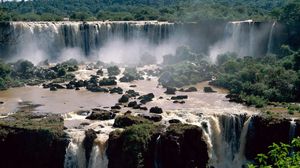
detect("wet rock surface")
[86,109,116,120]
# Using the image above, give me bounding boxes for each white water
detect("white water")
[289,118,297,143]
[204,114,251,168]
[267,22,276,54]
[64,116,114,168]
[209,20,275,63]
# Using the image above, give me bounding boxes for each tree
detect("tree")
[248,137,300,168]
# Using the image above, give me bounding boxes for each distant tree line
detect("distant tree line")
[0,0,294,22]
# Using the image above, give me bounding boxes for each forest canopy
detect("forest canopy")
[0,0,296,21]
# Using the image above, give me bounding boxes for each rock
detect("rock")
[118,95,129,103]
[99,78,117,86]
[86,109,116,120]
[129,85,137,87]
[182,87,198,92]
[87,86,109,92]
[164,87,176,95]
[133,104,141,109]
[76,110,90,116]
[50,86,57,91]
[124,110,132,115]
[97,69,104,76]
[109,87,123,94]
[169,119,181,124]
[159,124,209,168]
[159,96,164,99]
[126,90,140,98]
[171,95,188,100]
[0,101,4,104]
[66,84,75,89]
[138,93,155,104]
[111,105,121,110]
[140,114,162,122]
[119,75,135,82]
[76,80,86,87]
[83,129,97,166]
[150,106,163,114]
[203,86,216,93]
[140,107,148,110]
[173,100,185,104]
[245,116,292,160]
[113,115,148,128]
[75,87,80,90]
[128,101,138,108]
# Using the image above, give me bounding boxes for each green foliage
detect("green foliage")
[0,0,290,21]
[212,49,300,105]
[248,137,300,168]
[113,123,159,168]
[107,66,121,76]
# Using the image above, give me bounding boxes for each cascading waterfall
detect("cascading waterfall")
[64,131,87,168]
[289,118,297,143]
[209,20,277,62]
[64,130,108,168]
[267,22,276,54]
[225,20,254,57]
[2,21,176,62]
[202,114,250,168]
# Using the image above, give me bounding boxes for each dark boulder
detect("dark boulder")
[159,124,209,168]
[150,106,163,114]
[138,93,155,104]
[128,101,138,108]
[169,119,181,124]
[164,87,176,95]
[171,95,188,100]
[140,114,162,122]
[97,69,104,76]
[140,106,148,111]
[111,105,121,110]
[182,87,198,92]
[109,87,123,94]
[203,87,216,93]
[83,129,97,166]
[113,115,149,128]
[86,109,116,120]
[87,86,109,93]
[99,78,117,86]
[119,95,129,103]
[50,86,57,91]
[126,90,140,98]
[66,84,75,89]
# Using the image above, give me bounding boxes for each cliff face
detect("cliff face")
[0,126,68,168]
[106,123,209,168]
[0,113,68,168]
[245,115,297,160]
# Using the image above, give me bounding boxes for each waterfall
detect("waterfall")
[204,114,250,168]
[289,118,296,143]
[154,135,162,168]
[64,130,108,168]
[267,22,276,54]
[2,21,176,62]
[64,131,87,168]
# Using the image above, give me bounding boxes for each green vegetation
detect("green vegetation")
[109,123,162,168]
[107,66,121,76]
[212,48,300,107]
[0,59,78,90]
[159,46,216,87]
[248,137,300,168]
[0,112,65,138]
[0,0,292,22]
[120,67,144,82]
